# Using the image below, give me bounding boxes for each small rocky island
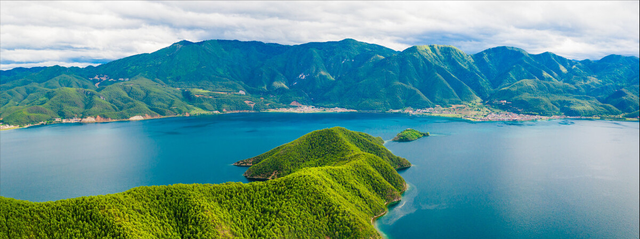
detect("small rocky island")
[392,128,429,142]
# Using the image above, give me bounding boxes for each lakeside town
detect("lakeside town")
[0,115,150,131]
[0,123,20,130]
[267,101,357,113]
[398,104,566,121]
[1,102,635,131]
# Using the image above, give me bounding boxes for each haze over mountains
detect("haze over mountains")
[1,39,638,125]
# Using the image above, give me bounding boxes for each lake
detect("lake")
[1,113,638,238]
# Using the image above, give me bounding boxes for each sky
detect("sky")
[1,1,638,70]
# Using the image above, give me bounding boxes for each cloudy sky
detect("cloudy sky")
[1,1,638,70]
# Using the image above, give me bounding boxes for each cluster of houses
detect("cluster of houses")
[394,105,563,121]
[90,74,130,87]
[269,102,356,113]
[60,117,96,123]
[89,74,130,82]
[0,123,18,130]
[476,112,558,121]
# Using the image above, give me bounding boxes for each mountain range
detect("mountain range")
[1,39,638,125]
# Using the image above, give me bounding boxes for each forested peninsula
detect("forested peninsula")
[1,39,638,127]
[0,127,411,238]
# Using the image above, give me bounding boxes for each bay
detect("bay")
[1,113,638,238]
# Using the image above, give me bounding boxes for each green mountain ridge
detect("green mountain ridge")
[1,127,409,238]
[2,39,638,125]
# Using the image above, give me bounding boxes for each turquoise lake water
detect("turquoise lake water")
[1,113,638,238]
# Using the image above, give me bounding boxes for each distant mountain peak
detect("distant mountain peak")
[172,40,194,46]
[599,54,640,64]
[480,46,529,56]
[403,44,465,56]
[339,38,358,43]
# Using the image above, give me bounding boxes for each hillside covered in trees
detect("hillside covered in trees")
[1,39,638,125]
[392,128,429,142]
[0,127,410,238]
[234,126,411,180]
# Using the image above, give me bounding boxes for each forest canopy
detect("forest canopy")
[0,127,410,238]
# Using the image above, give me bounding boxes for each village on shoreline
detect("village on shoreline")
[1,103,637,131]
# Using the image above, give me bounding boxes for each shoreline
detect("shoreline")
[0,114,189,131]
[371,182,408,239]
[2,110,637,132]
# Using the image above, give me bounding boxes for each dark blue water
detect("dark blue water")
[1,113,638,238]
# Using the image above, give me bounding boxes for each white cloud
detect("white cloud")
[1,1,638,70]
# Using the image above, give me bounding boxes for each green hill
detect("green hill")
[0,127,409,238]
[234,127,411,180]
[2,39,638,125]
[392,128,429,142]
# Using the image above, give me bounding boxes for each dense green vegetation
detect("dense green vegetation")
[0,74,285,125]
[235,127,411,180]
[392,128,429,142]
[2,39,638,125]
[0,127,409,238]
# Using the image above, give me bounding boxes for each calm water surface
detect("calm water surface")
[1,113,638,238]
